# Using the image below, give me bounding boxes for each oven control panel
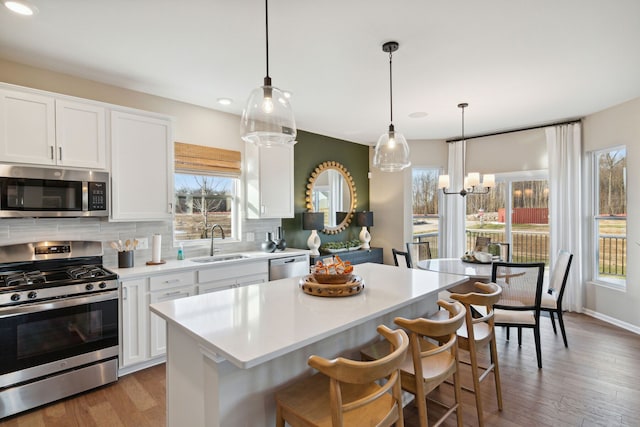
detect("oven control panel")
[0,279,118,307]
[34,244,71,255]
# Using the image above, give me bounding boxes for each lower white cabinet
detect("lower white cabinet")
[197,261,268,294]
[119,260,269,372]
[120,278,148,368]
[149,272,196,358]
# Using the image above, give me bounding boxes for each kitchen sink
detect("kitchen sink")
[190,254,250,263]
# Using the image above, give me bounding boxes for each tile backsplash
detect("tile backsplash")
[0,217,283,268]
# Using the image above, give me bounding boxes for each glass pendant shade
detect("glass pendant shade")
[373,125,411,172]
[241,79,297,147]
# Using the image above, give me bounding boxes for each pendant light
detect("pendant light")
[372,41,411,172]
[240,0,296,147]
[439,103,495,196]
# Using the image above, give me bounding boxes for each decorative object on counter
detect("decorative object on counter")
[275,226,287,251]
[302,212,324,256]
[311,255,354,280]
[320,239,361,254]
[305,161,357,235]
[356,211,374,249]
[373,41,411,172]
[147,234,166,265]
[439,103,495,196]
[261,232,277,253]
[118,250,134,268]
[240,0,296,147]
[299,275,364,297]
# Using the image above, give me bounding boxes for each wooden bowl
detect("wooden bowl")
[312,273,354,284]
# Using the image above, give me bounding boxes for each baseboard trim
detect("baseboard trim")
[582,308,640,335]
[118,356,165,377]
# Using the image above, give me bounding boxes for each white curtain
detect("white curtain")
[442,141,466,257]
[546,123,583,312]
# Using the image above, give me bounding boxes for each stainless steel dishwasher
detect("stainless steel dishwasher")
[269,254,309,280]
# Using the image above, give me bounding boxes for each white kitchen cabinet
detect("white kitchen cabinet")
[110,110,174,221]
[55,99,106,169]
[197,261,268,294]
[0,88,106,169]
[0,88,55,165]
[245,142,294,218]
[148,271,196,357]
[120,278,148,368]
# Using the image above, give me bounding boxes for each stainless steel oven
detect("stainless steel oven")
[0,241,119,419]
[0,165,109,218]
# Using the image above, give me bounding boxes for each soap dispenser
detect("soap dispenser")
[177,243,185,260]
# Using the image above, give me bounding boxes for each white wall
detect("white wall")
[369,139,446,264]
[582,96,640,329]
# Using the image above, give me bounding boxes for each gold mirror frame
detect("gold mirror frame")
[305,161,357,235]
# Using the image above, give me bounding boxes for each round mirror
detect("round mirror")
[305,161,357,235]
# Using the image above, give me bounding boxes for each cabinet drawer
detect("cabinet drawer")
[149,271,194,291]
[197,261,268,283]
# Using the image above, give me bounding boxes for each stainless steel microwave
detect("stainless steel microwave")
[0,165,109,218]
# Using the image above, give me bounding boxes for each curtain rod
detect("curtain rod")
[446,117,582,143]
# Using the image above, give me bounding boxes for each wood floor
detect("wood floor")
[1,312,639,426]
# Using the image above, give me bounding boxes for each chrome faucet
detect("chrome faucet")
[209,224,225,256]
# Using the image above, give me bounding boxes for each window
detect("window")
[592,147,627,287]
[174,173,239,241]
[173,143,241,243]
[411,168,440,257]
[465,172,549,264]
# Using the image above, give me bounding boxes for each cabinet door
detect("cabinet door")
[0,89,55,165]
[55,100,106,169]
[110,110,173,221]
[245,143,294,218]
[236,273,268,287]
[120,279,148,368]
[149,285,196,357]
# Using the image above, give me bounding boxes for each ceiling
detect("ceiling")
[1,0,640,144]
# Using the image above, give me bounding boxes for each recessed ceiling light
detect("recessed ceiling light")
[3,0,38,16]
[408,112,428,119]
[217,98,232,106]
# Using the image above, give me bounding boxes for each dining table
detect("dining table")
[418,257,495,293]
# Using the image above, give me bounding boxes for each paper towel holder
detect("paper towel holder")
[147,233,166,265]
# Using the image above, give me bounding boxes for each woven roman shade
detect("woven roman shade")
[174,142,241,176]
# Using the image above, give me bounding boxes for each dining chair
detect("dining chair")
[392,248,413,268]
[361,300,466,427]
[449,282,503,427]
[489,242,511,262]
[276,325,409,427]
[406,241,432,266]
[541,250,573,347]
[492,261,546,369]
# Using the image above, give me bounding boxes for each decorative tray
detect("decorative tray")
[299,274,364,297]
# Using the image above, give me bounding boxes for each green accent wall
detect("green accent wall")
[282,130,370,250]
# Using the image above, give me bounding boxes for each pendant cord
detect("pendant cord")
[389,51,393,125]
[265,0,270,78]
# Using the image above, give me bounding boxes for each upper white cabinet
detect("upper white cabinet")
[245,143,294,218]
[0,87,106,169]
[110,110,174,221]
[55,99,106,169]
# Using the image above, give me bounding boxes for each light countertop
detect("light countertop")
[110,248,309,279]
[150,262,469,369]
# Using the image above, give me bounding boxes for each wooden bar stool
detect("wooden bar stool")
[449,282,503,427]
[361,300,466,427]
[275,325,409,427]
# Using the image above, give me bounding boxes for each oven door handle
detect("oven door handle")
[0,290,118,318]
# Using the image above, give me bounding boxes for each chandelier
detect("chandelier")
[439,103,495,196]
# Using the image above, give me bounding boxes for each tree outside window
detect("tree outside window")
[174,173,237,241]
[594,147,627,285]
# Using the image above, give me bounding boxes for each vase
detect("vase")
[275,226,287,251]
[261,232,277,253]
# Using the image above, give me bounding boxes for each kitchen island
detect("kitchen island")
[150,262,469,426]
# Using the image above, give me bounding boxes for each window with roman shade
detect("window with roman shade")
[173,142,241,242]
